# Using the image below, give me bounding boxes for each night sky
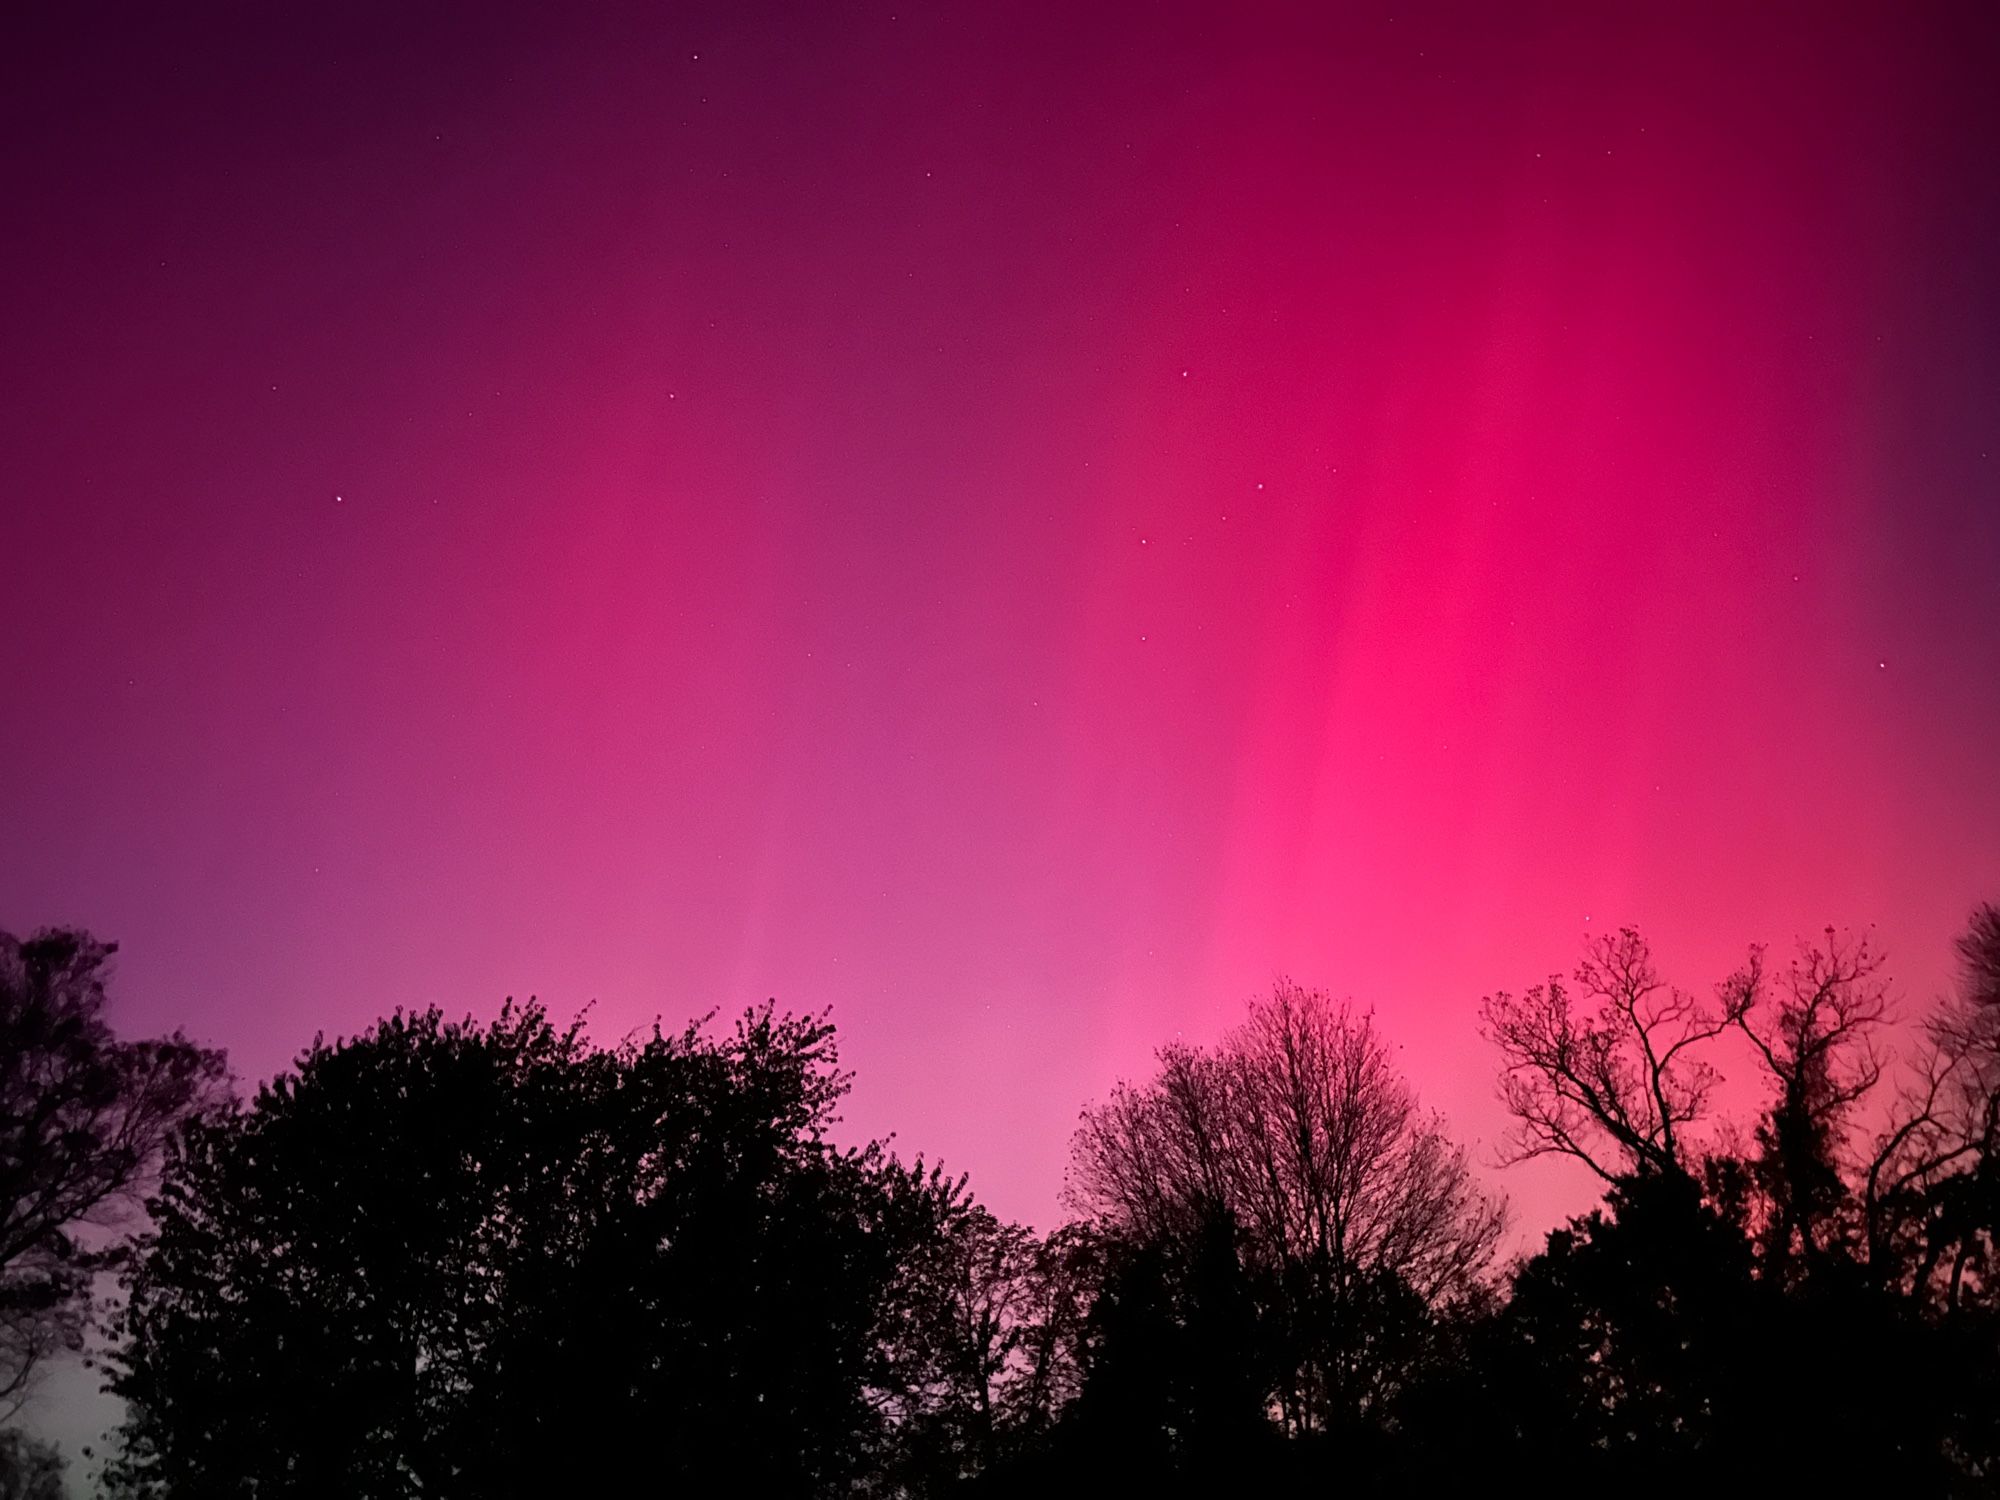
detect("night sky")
[6,0,1999,1292]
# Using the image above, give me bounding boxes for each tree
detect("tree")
[1046,1208,1270,1494]
[1069,982,1502,1436]
[1497,1170,1762,1481]
[107,1001,965,1497]
[1482,1157,1978,1492]
[1477,920,1995,1490]
[0,1430,64,1500]
[0,930,227,1419]
[871,1205,1112,1491]
[1481,927,1755,1183]
[1864,902,2000,1313]
[1733,929,1888,1285]
[1000,1223,1102,1445]
[877,1201,1052,1487]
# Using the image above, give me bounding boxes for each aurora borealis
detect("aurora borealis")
[5,0,1998,1266]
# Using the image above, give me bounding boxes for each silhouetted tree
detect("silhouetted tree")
[1000,1222,1102,1445]
[1481,927,1756,1183]
[1067,1233,1177,1478]
[1070,983,1501,1438]
[874,1201,1113,1490]
[1474,1161,1982,1492]
[1053,1209,1268,1493]
[1733,929,1888,1286]
[106,1001,964,1497]
[1476,919,2000,1492]
[1497,1169,1764,1481]
[0,930,226,1419]
[1855,905,2000,1315]
[69,914,2000,1497]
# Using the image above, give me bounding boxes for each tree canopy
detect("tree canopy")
[0,930,226,1423]
[1,911,1993,1494]
[107,1002,964,1497]
[1069,982,1503,1438]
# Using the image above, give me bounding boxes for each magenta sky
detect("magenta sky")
[4,3,1998,1240]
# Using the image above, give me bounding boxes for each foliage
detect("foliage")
[37,904,2000,1494]
[0,1430,66,1500]
[0,930,228,1419]
[106,1002,963,1497]
[1734,929,1888,1284]
[876,1204,1103,1489]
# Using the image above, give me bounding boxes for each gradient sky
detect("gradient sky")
[5,1,1999,1274]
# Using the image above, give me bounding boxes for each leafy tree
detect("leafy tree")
[877,1201,1054,1488]
[0,930,227,1419]
[1060,1210,1268,1493]
[871,1205,1109,1491]
[107,1001,963,1497]
[1471,1164,1980,1492]
[0,1430,65,1500]
[1497,1169,1764,1479]
[999,1222,1102,1445]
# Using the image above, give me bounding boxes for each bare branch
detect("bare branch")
[1482,928,1750,1180]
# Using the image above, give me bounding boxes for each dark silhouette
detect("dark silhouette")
[0,909,1988,1493]
[1732,929,1889,1288]
[0,930,226,1423]
[1867,902,2000,1316]
[1463,918,2000,1491]
[876,1208,1103,1491]
[1068,981,1503,1439]
[106,1002,975,1496]
[1480,925,1758,1181]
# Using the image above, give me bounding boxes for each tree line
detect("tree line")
[1,909,1997,1496]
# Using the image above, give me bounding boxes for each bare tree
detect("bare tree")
[1732,929,1888,1281]
[1074,985,1501,1300]
[1863,903,2000,1309]
[1480,927,1755,1183]
[1070,982,1502,1432]
[1931,902,2000,1161]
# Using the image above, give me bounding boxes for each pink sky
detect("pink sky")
[4,2,1998,1250]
